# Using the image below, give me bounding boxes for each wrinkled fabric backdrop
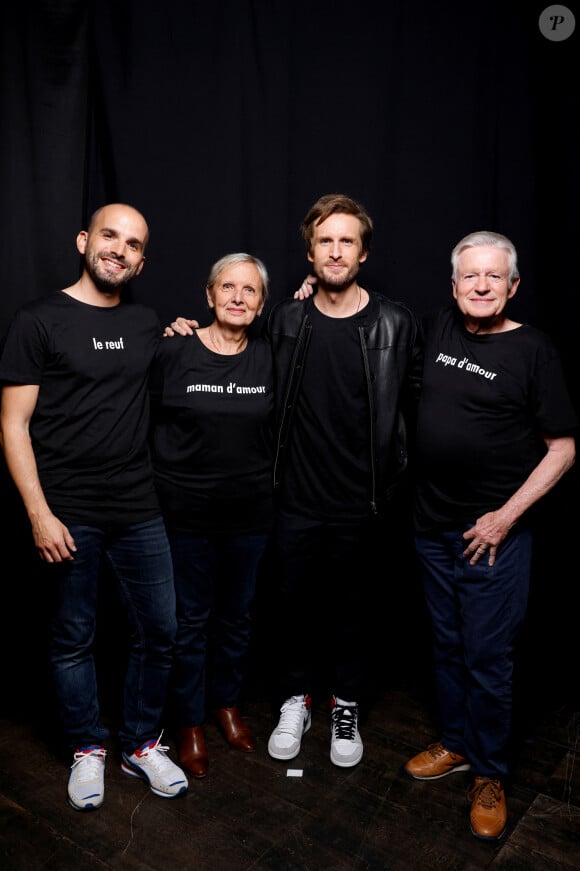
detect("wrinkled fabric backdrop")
[0,1,578,685]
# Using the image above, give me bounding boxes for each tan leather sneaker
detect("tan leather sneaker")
[468,777,507,840]
[404,741,470,780]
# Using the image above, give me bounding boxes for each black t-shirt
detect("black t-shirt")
[150,332,274,535]
[414,305,578,532]
[280,302,372,520]
[0,291,161,524]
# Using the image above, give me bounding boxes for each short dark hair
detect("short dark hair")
[300,194,373,256]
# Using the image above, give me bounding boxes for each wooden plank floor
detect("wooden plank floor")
[1,637,578,871]
[1,485,578,870]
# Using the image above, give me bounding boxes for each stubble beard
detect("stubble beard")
[316,262,359,294]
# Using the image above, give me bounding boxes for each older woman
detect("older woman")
[150,253,273,778]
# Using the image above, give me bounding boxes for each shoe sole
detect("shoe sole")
[268,716,311,761]
[67,795,103,811]
[404,762,471,781]
[330,748,363,768]
[121,758,188,798]
[470,825,506,841]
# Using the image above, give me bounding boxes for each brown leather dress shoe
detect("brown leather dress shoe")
[213,707,255,752]
[468,777,507,840]
[177,726,208,778]
[404,742,470,780]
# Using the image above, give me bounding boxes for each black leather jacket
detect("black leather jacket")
[266,292,423,513]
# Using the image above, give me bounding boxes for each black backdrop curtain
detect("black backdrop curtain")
[1,1,578,677]
[2,2,579,359]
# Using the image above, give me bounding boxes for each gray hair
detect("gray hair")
[206,252,270,304]
[451,231,519,285]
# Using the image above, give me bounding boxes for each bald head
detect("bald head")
[76,203,149,295]
[87,203,150,251]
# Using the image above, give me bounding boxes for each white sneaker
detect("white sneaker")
[330,696,363,768]
[121,734,188,797]
[67,745,106,811]
[268,694,312,760]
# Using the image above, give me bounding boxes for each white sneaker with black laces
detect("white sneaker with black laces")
[330,696,363,768]
[121,734,188,797]
[67,744,106,811]
[268,694,312,760]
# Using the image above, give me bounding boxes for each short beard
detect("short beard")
[315,263,359,294]
[85,252,132,293]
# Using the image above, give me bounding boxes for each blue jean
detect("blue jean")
[48,518,177,755]
[415,525,532,779]
[168,531,268,727]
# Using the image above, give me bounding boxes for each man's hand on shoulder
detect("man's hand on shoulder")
[163,317,198,337]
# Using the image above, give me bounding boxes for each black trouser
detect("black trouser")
[272,508,375,705]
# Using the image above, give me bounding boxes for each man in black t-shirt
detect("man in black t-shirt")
[404,231,577,841]
[0,204,188,811]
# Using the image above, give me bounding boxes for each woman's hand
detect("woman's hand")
[293,275,317,300]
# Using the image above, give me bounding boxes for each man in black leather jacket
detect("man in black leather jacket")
[268,290,420,514]
[265,193,422,768]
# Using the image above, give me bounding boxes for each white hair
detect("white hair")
[451,231,519,285]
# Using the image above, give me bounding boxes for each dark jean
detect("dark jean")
[48,517,177,755]
[415,524,532,779]
[168,530,268,727]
